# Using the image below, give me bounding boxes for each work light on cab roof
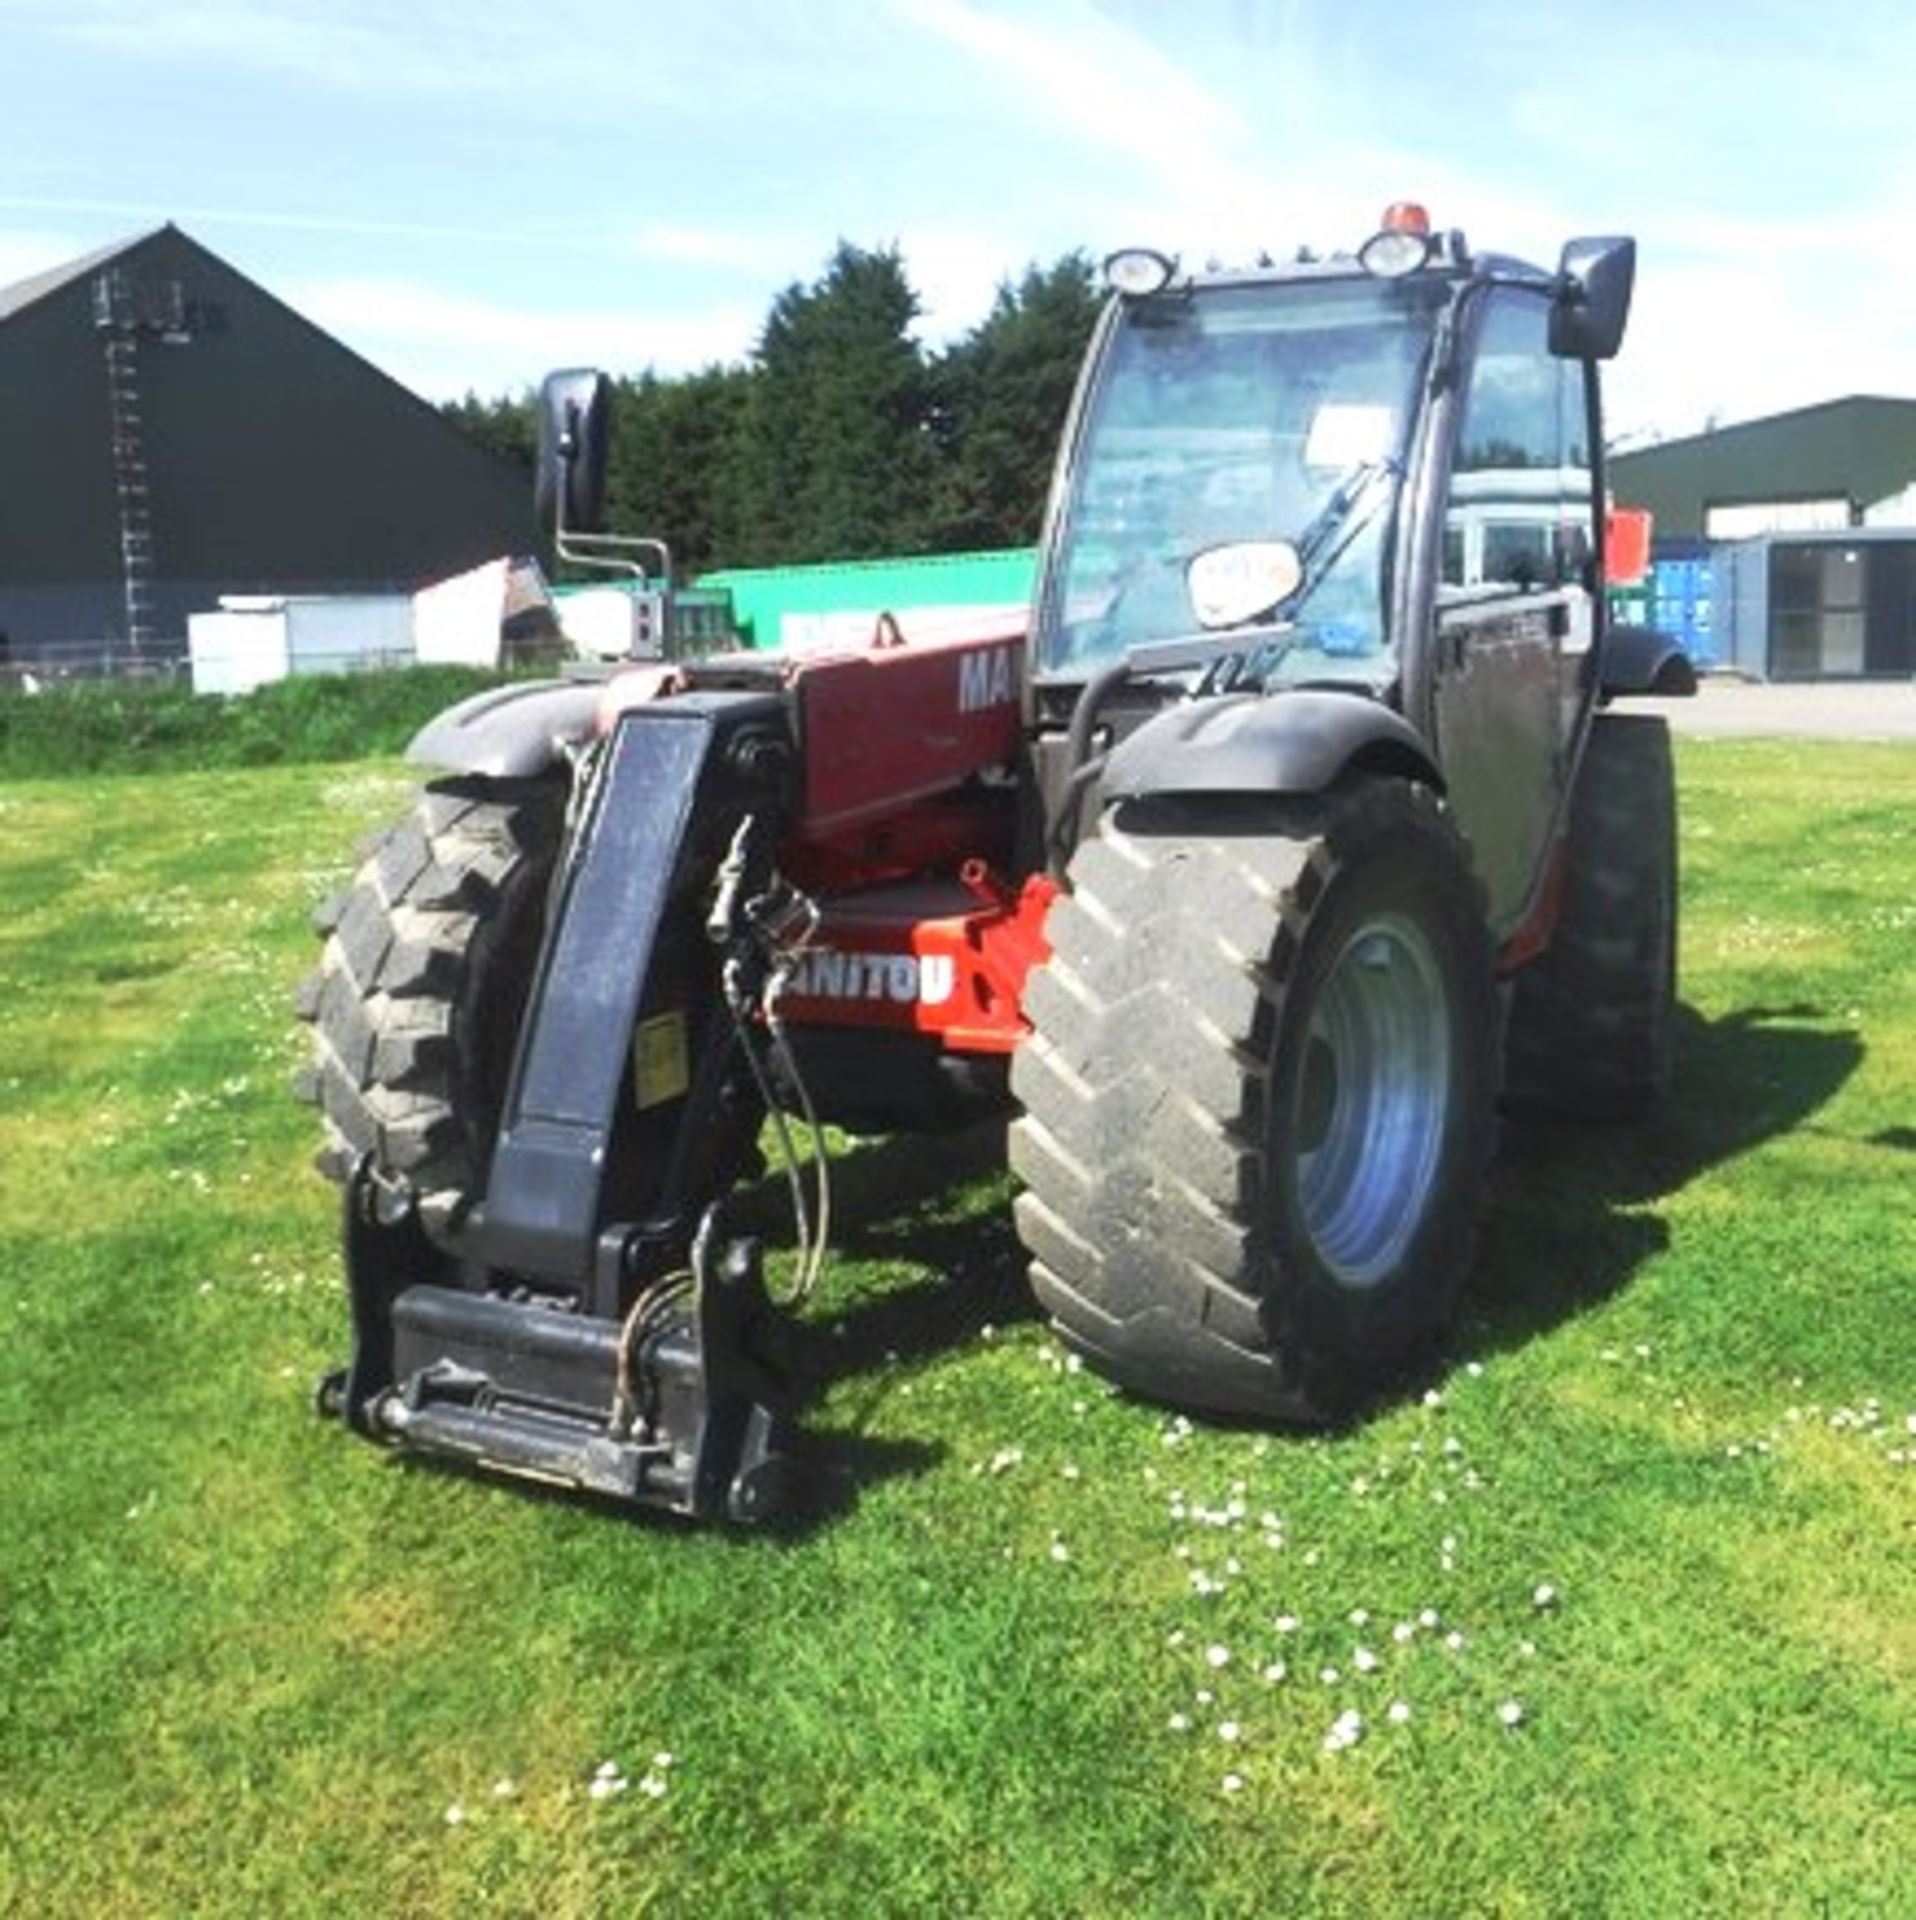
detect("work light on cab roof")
[1359,201,1436,278]
[1101,246,1176,296]
[1102,205,1447,291]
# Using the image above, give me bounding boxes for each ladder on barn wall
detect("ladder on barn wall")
[91,270,196,670]
[100,330,155,661]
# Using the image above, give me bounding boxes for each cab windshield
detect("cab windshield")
[1035,273,1448,682]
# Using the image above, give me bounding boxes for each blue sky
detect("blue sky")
[3,0,1912,443]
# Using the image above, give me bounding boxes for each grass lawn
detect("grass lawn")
[0,739,1909,1916]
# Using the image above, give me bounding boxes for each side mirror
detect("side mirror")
[535,368,612,538]
[1550,236,1636,361]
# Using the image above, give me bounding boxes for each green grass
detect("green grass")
[1,741,1910,1917]
[0,667,513,779]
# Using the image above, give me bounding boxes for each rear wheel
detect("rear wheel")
[1504,713,1676,1119]
[1010,780,1498,1420]
[296,777,562,1242]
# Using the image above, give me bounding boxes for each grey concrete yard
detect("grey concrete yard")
[1639,675,1916,740]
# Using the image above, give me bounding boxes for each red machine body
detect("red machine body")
[792,609,1025,835]
[604,609,1055,1058]
[775,867,1056,1053]
[781,612,1052,1054]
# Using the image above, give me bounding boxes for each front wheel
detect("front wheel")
[295,776,563,1243]
[1009,780,1499,1420]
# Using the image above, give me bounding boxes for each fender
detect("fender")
[1598,624,1697,698]
[406,678,604,778]
[1101,688,1443,802]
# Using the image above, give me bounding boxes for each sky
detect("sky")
[2,0,1913,446]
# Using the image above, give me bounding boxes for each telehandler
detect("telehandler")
[300,203,1692,1520]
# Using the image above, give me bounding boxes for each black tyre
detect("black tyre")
[1504,713,1676,1119]
[1010,780,1499,1421]
[296,777,563,1240]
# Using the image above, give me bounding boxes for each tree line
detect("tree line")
[442,242,1103,579]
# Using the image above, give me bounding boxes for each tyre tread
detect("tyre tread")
[295,779,560,1238]
[1504,713,1677,1119]
[1010,781,1496,1420]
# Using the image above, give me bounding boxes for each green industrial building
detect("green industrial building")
[699,547,1036,650]
[1609,395,1916,544]
[1610,397,1916,678]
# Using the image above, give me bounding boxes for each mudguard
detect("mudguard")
[1599,624,1697,697]
[406,678,604,778]
[1101,688,1442,802]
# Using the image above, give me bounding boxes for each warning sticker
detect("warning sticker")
[632,1010,690,1111]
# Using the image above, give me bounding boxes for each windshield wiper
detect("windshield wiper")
[1285,457,1400,617]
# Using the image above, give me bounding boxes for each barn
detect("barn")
[1608,396,1916,544]
[0,224,534,675]
[1609,397,1916,677]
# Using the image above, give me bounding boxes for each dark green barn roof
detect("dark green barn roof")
[1610,395,1916,543]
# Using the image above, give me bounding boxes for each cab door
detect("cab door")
[1428,288,1598,939]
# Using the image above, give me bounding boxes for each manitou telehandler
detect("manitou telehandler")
[300,203,1693,1521]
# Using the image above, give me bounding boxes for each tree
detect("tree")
[927,253,1101,551]
[605,365,753,580]
[733,241,940,565]
[440,389,536,470]
[435,241,1103,574]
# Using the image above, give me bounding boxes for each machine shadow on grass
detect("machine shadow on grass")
[731,1115,1033,1374]
[724,1119,1036,1535]
[421,1002,1864,1536]
[340,1128,1025,1542]
[748,999,1865,1514]
[1458,1001,1863,1366]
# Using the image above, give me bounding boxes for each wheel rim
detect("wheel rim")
[1290,912,1451,1289]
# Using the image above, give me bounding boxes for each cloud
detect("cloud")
[629,223,772,272]
[882,3,1579,285]
[18,0,676,102]
[1613,226,1916,441]
[0,226,89,289]
[894,226,1046,340]
[0,193,604,255]
[45,2,396,86]
[285,275,763,398]
[1582,173,1916,438]
[895,0,1248,198]
[12,1,1910,442]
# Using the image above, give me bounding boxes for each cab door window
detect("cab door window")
[1441,292,1591,599]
